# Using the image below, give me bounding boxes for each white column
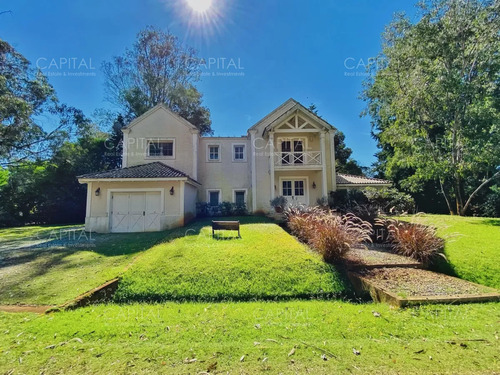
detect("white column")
[121,129,129,168]
[86,182,92,218]
[192,131,199,180]
[179,181,185,224]
[320,131,327,197]
[269,131,275,200]
[329,130,337,191]
[250,131,257,212]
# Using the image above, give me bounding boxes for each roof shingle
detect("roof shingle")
[77,162,190,180]
[336,173,391,186]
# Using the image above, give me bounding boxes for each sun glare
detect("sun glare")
[186,0,212,13]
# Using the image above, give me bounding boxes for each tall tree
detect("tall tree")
[0,39,89,166]
[102,26,212,135]
[363,0,500,215]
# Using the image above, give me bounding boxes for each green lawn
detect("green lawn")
[114,217,345,302]
[0,225,168,305]
[400,214,500,289]
[1,301,499,374]
[0,214,499,373]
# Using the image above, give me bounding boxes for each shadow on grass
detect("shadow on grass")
[428,255,459,278]
[477,218,500,226]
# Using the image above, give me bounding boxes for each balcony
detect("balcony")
[273,151,322,169]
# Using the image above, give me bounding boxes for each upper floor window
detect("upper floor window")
[233,144,246,161]
[147,140,175,158]
[208,145,220,161]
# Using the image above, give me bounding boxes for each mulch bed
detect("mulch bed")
[344,244,422,269]
[357,267,497,297]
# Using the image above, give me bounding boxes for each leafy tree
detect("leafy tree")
[308,104,364,175]
[0,130,120,226]
[0,39,89,166]
[102,26,212,135]
[363,0,500,215]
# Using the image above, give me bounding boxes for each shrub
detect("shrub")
[378,218,445,264]
[270,196,287,211]
[220,201,234,216]
[196,201,248,217]
[363,187,415,214]
[328,187,415,217]
[286,206,373,263]
[233,202,248,216]
[196,202,210,217]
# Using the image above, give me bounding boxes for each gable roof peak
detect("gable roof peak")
[249,98,337,135]
[122,103,198,132]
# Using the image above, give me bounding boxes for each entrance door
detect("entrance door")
[111,192,161,232]
[281,179,308,206]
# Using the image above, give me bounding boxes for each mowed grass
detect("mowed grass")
[0,225,168,305]
[114,217,345,302]
[1,301,499,374]
[401,214,500,289]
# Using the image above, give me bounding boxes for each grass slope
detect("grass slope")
[114,217,345,302]
[403,214,500,289]
[0,225,167,305]
[1,301,499,374]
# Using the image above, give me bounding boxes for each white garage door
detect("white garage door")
[110,192,161,233]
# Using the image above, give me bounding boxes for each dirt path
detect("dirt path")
[0,305,54,314]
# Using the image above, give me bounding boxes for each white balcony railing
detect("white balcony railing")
[274,151,322,166]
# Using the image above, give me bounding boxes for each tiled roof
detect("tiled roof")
[336,173,391,186]
[77,162,189,180]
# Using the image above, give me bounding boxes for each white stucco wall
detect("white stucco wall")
[184,182,198,223]
[197,137,252,205]
[123,107,198,178]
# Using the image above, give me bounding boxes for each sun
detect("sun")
[186,0,213,13]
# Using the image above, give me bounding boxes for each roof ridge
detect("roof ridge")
[77,161,190,180]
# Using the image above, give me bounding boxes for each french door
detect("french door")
[280,138,304,165]
[281,178,308,205]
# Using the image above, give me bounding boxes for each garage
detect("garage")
[78,162,200,233]
[110,191,161,233]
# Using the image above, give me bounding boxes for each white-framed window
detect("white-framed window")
[206,189,221,206]
[232,189,247,205]
[207,144,220,162]
[282,180,293,196]
[232,144,246,162]
[147,139,175,159]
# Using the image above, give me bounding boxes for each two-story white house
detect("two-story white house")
[78,98,390,232]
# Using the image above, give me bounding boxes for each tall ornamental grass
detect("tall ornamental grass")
[286,206,372,263]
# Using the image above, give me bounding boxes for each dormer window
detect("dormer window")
[147,139,175,158]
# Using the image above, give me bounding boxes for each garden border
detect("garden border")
[348,271,500,307]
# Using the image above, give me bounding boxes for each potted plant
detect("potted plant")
[270,196,287,213]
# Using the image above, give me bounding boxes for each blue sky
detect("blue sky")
[0,0,418,167]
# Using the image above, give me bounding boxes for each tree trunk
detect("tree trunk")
[462,170,500,215]
[439,178,455,215]
[454,176,465,216]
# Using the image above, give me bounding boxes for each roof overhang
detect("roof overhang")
[336,183,392,188]
[78,176,201,186]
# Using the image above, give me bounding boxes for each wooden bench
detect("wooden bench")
[212,220,241,238]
